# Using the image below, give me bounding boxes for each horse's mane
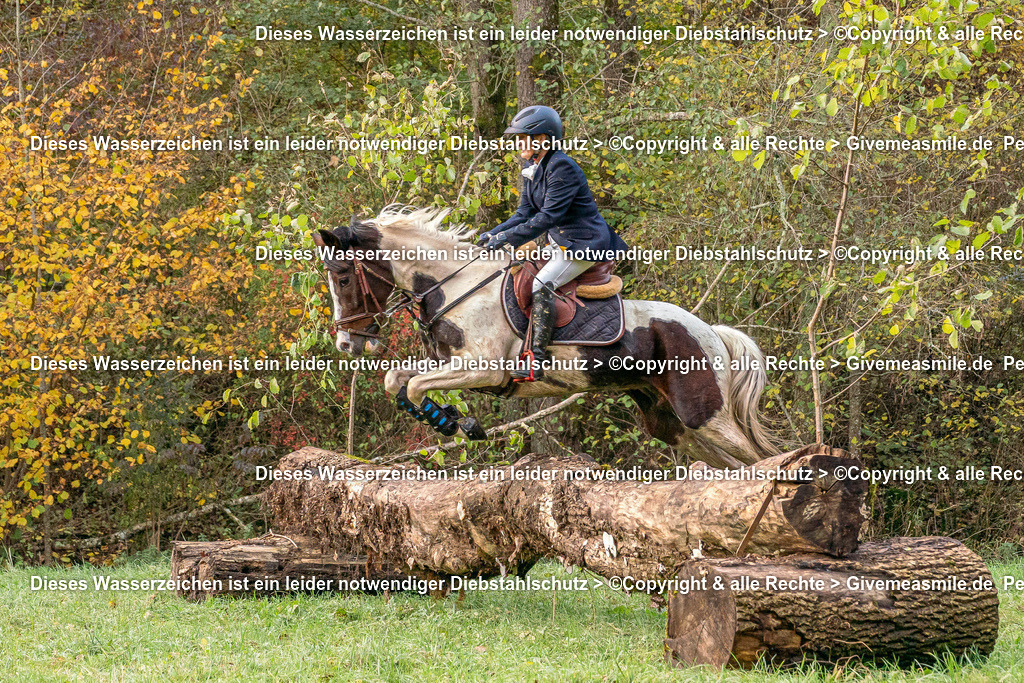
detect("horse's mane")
[368,205,476,246]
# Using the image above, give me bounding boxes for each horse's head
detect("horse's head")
[312,218,394,356]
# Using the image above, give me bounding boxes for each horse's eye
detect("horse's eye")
[338,276,350,286]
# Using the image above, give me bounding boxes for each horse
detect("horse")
[312,206,778,468]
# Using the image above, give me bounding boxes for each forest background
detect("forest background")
[2,0,1023,564]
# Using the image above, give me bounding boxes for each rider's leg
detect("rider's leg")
[512,247,595,380]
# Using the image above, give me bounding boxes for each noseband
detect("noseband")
[328,258,395,339]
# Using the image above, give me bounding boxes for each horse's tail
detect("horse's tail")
[711,325,780,460]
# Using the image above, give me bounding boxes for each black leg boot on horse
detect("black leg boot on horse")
[512,284,557,382]
[395,386,488,440]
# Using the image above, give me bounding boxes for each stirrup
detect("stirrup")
[512,350,542,382]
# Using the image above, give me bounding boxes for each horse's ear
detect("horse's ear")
[313,229,339,249]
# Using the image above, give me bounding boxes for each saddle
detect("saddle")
[502,243,626,346]
[511,259,618,326]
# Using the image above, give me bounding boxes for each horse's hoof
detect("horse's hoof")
[458,417,487,441]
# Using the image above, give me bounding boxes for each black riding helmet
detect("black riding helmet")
[503,105,563,140]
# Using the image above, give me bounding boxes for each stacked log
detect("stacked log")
[664,537,999,667]
[170,534,383,601]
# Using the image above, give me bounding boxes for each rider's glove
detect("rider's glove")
[485,231,510,250]
[476,232,493,248]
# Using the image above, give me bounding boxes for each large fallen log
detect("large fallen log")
[664,536,999,668]
[265,444,866,583]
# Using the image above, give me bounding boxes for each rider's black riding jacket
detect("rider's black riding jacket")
[486,150,628,260]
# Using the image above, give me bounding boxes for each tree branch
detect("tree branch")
[51,495,264,550]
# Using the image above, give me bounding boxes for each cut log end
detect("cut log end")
[663,563,736,669]
[780,451,868,557]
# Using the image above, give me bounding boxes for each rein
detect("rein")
[331,247,517,339]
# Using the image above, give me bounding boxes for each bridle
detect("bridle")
[326,257,396,339]
[326,247,518,342]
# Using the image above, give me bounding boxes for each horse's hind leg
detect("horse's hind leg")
[631,390,750,469]
[629,390,685,445]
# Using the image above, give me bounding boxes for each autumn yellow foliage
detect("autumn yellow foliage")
[0,2,272,547]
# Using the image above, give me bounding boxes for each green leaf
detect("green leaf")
[269,377,280,394]
[825,98,838,117]
[905,115,917,135]
[223,389,231,402]
[972,232,990,249]
[952,105,969,126]
[949,328,959,349]
[960,189,976,215]
[752,150,766,170]
[974,290,992,301]
[296,214,308,228]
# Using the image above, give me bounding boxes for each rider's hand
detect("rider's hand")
[476,232,492,248]
[485,231,510,250]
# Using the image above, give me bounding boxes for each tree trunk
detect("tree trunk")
[170,535,397,601]
[265,444,866,585]
[600,0,638,96]
[458,0,507,139]
[665,536,999,668]
[848,371,862,457]
[513,0,561,106]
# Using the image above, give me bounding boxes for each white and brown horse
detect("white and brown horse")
[313,207,777,468]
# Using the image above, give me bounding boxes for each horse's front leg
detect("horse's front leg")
[384,368,420,396]
[398,363,506,440]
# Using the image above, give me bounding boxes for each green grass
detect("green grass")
[1,555,1022,682]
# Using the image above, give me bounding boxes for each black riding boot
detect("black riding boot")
[512,286,556,381]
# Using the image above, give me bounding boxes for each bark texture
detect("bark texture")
[265,444,866,584]
[512,0,561,106]
[458,0,507,138]
[170,535,386,601]
[665,536,999,668]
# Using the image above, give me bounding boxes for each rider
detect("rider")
[477,105,628,381]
